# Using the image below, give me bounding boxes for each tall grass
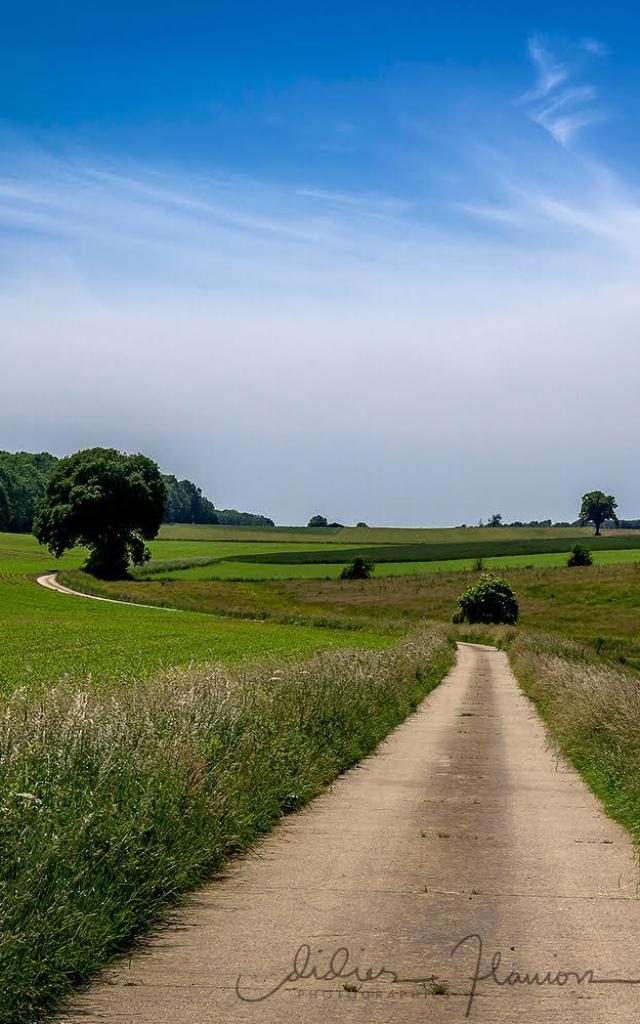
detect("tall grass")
[0,628,452,1023]
[508,631,640,844]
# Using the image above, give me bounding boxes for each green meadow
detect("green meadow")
[3,524,640,693]
[0,533,392,694]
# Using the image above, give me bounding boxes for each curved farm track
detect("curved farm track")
[36,573,177,611]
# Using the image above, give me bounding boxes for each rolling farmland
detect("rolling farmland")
[0,533,392,694]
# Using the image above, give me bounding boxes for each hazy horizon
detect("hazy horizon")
[2,3,639,526]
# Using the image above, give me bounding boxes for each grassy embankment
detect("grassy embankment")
[0,628,453,1024]
[505,629,640,852]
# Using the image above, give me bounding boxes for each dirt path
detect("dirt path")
[36,573,177,611]
[65,643,640,1022]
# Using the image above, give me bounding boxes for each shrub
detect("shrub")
[567,543,593,567]
[453,572,519,625]
[340,556,374,580]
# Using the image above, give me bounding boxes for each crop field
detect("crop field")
[138,547,640,580]
[158,522,595,544]
[0,534,392,694]
[226,534,640,565]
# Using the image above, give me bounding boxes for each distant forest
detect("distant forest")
[0,451,274,533]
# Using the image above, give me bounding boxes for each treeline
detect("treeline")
[0,451,273,533]
[0,452,58,532]
[163,475,218,524]
[477,515,639,530]
[493,518,640,530]
[163,476,273,526]
[215,508,274,526]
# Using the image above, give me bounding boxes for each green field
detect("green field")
[141,547,640,581]
[0,534,392,694]
[226,535,640,565]
[4,523,640,693]
[59,553,640,673]
[157,522,596,544]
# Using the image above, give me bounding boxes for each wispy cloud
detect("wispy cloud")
[522,35,607,146]
[295,187,411,218]
[579,37,611,58]
[525,35,568,98]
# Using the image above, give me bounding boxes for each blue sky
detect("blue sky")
[1,2,639,524]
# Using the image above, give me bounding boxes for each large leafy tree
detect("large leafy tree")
[33,448,166,578]
[579,490,618,536]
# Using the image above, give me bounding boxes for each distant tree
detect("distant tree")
[567,544,593,567]
[452,573,518,625]
[327,521,344,528]
[356,521,369,528]
[579,491,618,536]
[340,556,374,580]
[487,513,503,528]
[33,448,166,579]
[215,509,275,526]
[308,515,328,528]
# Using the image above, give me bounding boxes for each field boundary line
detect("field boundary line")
[35,574,179,612]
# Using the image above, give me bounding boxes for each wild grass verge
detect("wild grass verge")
[507,630,640,846]
[0,628,452,1023]
[57,569,407,634]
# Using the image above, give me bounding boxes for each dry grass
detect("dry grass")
[507,631,640,845]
